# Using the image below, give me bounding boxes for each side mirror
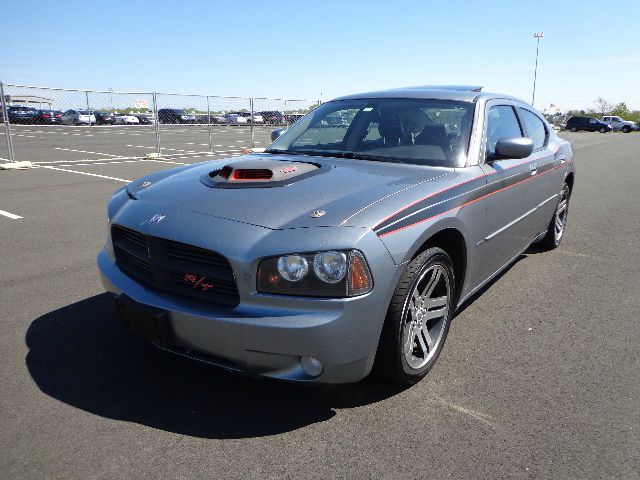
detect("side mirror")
[491,137,534,160]
[271,128,287,142]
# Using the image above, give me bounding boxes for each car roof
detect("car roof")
[333,85,525,104]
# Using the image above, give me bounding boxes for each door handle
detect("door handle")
[557,155,567,163]
[529,163,537,175]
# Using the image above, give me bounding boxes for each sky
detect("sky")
[2,0,639,112]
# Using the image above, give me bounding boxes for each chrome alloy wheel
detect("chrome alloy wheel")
[402,264,451,370]
[554,185,570,243]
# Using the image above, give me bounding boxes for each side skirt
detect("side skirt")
[455,235,541,311]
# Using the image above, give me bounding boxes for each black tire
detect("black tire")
[539,183,571,250]
[622,126,631,133]
[599,127,607,133]
[374,247,455,385]
[570,127,577,132]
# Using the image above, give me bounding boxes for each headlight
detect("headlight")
[181,115,188,119]
[313,251,347,283]
[277,254,308,281]
[257,250,372,297]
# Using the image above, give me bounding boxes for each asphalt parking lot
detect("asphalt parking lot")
[1,131,639,479]
[0,124,278,165]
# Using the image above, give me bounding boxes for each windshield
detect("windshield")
[267,98,475,167]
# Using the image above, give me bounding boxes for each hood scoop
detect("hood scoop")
[201,157,326,189]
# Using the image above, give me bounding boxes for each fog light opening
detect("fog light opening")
[300,356,323,377]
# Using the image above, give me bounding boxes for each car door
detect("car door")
[588,118,599,131]
[62,110,73,125]
[516,107,560,232]
[479,102,541,277]
[611,117,621,130]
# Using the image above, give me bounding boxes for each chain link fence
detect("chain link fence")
[0,82,319,164]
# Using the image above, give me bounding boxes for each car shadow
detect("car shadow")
[25,293,404,439]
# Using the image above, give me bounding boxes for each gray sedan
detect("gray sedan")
[98,85,575,384]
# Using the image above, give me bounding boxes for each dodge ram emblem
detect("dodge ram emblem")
[149,214,166,224]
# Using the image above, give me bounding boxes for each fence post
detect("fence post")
[284,99,289,128]
[0,82,15,163]
[85,91,91,127]
[207,96,213,153]
[250,97,254,148]
[152,92,161,156]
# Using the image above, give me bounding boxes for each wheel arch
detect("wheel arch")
[411,226,468,304]
[565,172,575,193]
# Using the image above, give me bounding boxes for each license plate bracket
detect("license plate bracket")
[115,294,175,347]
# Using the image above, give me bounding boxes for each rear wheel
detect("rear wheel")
[570,127,577,132]
[599,127,607,133]
[375,248,455,384]
[539,183,570,249]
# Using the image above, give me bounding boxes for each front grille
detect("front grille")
[111,225,239,307]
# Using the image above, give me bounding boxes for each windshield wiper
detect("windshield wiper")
[265,149,402,163]
[264,149,306,155]
[299,150,403,163]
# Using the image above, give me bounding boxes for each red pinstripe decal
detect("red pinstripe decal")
[372,157,551,231]
[378,162,571,238]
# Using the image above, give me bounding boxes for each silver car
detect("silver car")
[61,109,96,125]
[98,85,575,384]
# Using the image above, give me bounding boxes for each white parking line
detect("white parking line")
[34,165,131,182]
[0,209,23,220]
[33,155,145,164]
[140,159,187,165]
[54,147,121,157]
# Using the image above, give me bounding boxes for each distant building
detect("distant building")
[4,95,54,109]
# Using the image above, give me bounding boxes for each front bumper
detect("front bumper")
[97,222,399,383]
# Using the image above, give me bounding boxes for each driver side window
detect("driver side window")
[486,106,523,156]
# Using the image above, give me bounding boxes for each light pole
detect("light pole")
[531,32,544,106]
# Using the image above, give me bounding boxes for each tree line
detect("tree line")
[566,97,640,123]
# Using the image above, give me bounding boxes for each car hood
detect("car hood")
[125,154,456,230]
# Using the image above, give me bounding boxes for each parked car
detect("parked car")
[133,113,155,125]
[259,110,286,125]
[224,112,249,125]
[236,112,264,124]
[34,110,62,125]
[94,111,116,125]
[197,114,227,124]
[99,85,575,385]
[61,110,96,125]
[7,106,39,124]
[285,113,305,124]
[565,116,611,133]
[601,115,638,133]
[158,109,197,124]
[115,114,140,125]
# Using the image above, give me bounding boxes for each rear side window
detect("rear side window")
[486,105,522,156]
[519,108,547,150]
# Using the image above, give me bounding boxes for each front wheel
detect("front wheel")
[374,248,455,384]
[570,127,577,132]
[622,126,631,133]
[539,183,570,249]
